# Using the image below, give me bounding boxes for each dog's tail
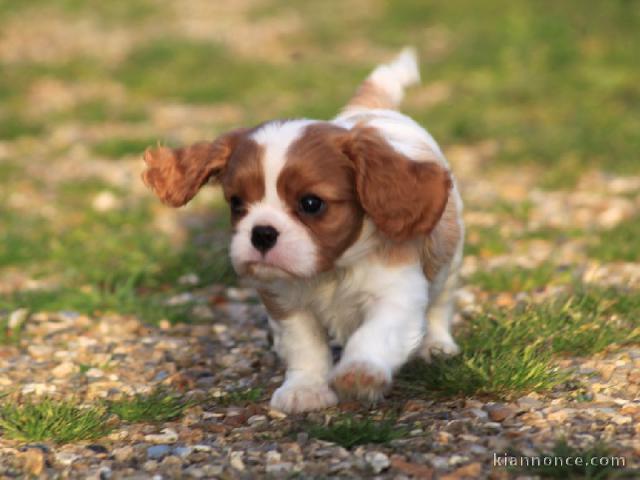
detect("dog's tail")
[343,47,420,111]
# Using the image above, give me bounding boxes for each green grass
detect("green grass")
[465,226,510,257]
[107,388,191,423]
[470,263,573,293]
[0,0,159,25]
[0,115,43,140]
[0,399,112,443]
[217,387,264,406]
[92,137,159,159]
[587,216,640,263]
[508,439,629,479]
[398,287,640,398]
[306,415,407,449]
[0,195,234,324]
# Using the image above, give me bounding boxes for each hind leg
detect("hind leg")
[419,248,462,362]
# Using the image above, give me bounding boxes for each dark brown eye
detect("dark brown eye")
[298,194,325,216]
[230,195,245,215]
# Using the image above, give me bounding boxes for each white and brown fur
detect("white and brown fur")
[142,48,464,413]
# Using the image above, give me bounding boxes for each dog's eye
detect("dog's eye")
[299,194,325,216]
[229,195,245,215]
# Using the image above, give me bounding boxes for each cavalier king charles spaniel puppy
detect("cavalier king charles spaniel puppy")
[142,48,464,413]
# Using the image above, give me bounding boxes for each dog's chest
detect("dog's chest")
[270,264,378,344]
[309,275,373,344]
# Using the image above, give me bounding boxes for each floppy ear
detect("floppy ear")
[142,129,246,207]
[343,126,452,242]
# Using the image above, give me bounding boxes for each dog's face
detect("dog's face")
[142,120,451,281]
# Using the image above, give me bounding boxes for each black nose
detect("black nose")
[251,225,279,253]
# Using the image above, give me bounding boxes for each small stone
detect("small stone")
[437,431,453,445]
[174,446,193,458]
[266,450,281,464]
[22,383,56,395]
[620,404,640,416]
[611,415,632,425]
[628,371,640,384]
[147,445,171,460]
[390,455,434,479]
[20,448,45,476]
[165,293,195,306]
[229,451,245,471]
[52,362,77,378]
[27,345,53,359]
[430,456,449,469]
[85,368,104,378]
[365,451,390,474]
[8,308,29,329]
[547,408,574,423]
[517,395,543,410]
[469,408,488,420]
[485,404,514,422]
[113,446,134,462]
[448,455,468,466]
[178,273,200,286]
[268,408,287,420]
[441,462,482,480]
[266,461,294,474]
[145,428,178,444]
[247,414,267,426]
[96,466,112,480]
[55,451,79,466]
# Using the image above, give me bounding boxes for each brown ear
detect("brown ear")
[343,126,452,241]
[142,129,246,207]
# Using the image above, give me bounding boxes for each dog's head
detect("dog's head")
[142,120,451,281]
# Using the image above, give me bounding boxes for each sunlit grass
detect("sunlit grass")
[306,415,407,449]
[0,399,112,443]
[398,287,640,398]
[107,388,191,423]
[469,263,573,293]
[587,216,640,263]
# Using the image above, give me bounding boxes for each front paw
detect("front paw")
[331,359,392,402]
[270,381,338,414]
[419,335,460,363]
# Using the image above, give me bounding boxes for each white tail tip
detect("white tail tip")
[367,46,420,106]
[388,46,421,88]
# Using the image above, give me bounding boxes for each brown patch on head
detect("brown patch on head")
[142,128,248,207]
[220,138,265,226]
[343,126,452,242]
[344,79,395,110]
[279,123,365,272]
[421,195,461,281]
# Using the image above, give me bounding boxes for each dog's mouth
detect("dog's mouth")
[243,261,296,280]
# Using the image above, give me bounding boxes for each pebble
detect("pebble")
[247,414,267,426]
[113,446,134,462]
[229,451,246,471]
[52,361,77,378]
[145,428,179,444]
[55,451,80,466]
[364,451,390,474]
[8,308,29,329]
[174,446,193,458]
[485,404,514,422]
[147,445,171,460]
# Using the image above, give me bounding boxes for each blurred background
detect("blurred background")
[1,0,639,323]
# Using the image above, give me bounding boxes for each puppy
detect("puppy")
[142,48,464,413]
